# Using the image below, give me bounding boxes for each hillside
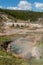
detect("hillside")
[0,8,43,21]
[0,9,43,65]
[0,8,43,33]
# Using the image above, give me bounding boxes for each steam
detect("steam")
[7,36,41,59]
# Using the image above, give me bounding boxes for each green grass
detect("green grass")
[0,50,43,65]
[0,36,11,46]
[0,57,28,65]
[0,50,28,65]
[0,50,12,56]
[0,36,10,42]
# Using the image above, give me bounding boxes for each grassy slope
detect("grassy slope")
[0,51,28,65]
[0,50,43,65]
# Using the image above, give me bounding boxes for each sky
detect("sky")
[0,0,43,12]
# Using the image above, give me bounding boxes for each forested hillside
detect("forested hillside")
[0,8,43,21]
